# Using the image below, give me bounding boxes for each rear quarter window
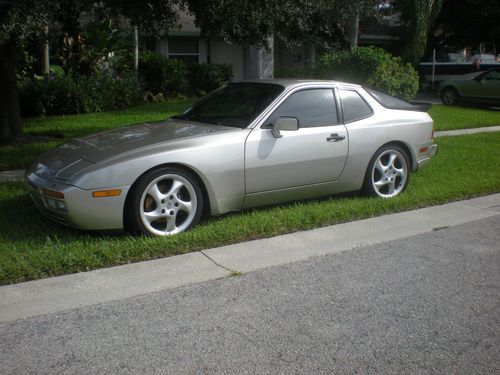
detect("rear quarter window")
[364,87,418,110]
[339,89,373,123]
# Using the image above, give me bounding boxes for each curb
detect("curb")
[1,193,499,323]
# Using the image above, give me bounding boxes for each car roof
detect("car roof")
[234,79,362,90]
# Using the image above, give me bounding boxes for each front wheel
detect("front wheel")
[363,145,410,198]
[127,167,203,236]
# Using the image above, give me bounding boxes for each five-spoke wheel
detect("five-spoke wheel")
[127,167,203,236]
[364,145,409,198]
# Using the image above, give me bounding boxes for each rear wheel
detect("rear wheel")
[363,145,410,198]
[441,87,460,105]
[127,167,203,236]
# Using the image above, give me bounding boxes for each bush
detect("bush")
[76,73,142,113]
[138,51,189,96]
[19,72,141,117]
[316,47,419,100]
[367,60,419,101]
[19,76,80,116]
[187,63,233,95]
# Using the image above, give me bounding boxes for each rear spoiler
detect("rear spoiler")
[409,102,432,112]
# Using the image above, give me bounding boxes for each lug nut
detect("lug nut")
[170,211,174,215]
[161,209,165,214]
[174,203,179,207]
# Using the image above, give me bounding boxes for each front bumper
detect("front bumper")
[417,143,438,170]
[25,171,130,230]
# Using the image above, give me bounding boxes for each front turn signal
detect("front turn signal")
[92,189,122,198]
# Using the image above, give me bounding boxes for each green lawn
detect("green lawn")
[429,105,500,131]
[1,100,500,170]
[0,99,195,170]
[1,132,499,285]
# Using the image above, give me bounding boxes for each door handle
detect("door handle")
[326,133,345,142]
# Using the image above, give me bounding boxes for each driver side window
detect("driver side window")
[483,70,500,81]
[266,89,339,128]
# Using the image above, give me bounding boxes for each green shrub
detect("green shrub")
[316,47,419,100]
[49,65,65,79]
[108,50,135,75]
[367,60,419,101]
[19,72,141,117]
[19,76,80,116]
[138,51,168,95]
[138,51,189,96]
[187,63,233,95]
[77,73,142,113]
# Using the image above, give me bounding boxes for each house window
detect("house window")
[168,38,199,63]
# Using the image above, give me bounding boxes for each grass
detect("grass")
[429,105,500,131]
[0,100,499,170]
[0,132,499,285]
[0,99,195,170]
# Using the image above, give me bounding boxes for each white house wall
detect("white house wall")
[209,41,245,80]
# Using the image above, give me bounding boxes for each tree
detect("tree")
[394,0,444,66]
[426,0,500,55]
[187,0,354,51]
[0,0,180,141]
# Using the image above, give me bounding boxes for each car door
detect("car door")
[244,87,348,194]
[464,69,500,101]
[479,69,500,100]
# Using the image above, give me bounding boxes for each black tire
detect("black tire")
[362,144,410,198]
[126,167,203,236]
[441,87,460,105]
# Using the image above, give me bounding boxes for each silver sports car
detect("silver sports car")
[26,80,437,236]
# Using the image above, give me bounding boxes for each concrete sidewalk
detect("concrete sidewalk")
[1,193,499,323]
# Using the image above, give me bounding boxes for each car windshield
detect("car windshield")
[173,82,285,128]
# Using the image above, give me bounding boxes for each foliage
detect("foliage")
[426,0,500,56]
[188,0,343,49]
[0,0,182,140]
[391,0,444,65]
[138,51,189,96]
[77,73,142,113]
[316,47,419,100]
[19,73,141,116]
[189,0,384,50]
[187,63,233,95]
[19,76,79,117]
[1,99,196,170]
[1,132,499,284]
[366,59,419,100]
[78,19,132,75]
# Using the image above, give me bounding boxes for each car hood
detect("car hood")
[32,119,234,181]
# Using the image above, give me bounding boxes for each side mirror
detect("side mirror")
[272,117,299,138]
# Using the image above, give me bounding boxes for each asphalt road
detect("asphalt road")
[1,215,499,374]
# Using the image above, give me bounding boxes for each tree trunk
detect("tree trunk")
[42,24,50,76]
[133,26,139,72]
[0,41,23,141]
[347,6,359,49]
